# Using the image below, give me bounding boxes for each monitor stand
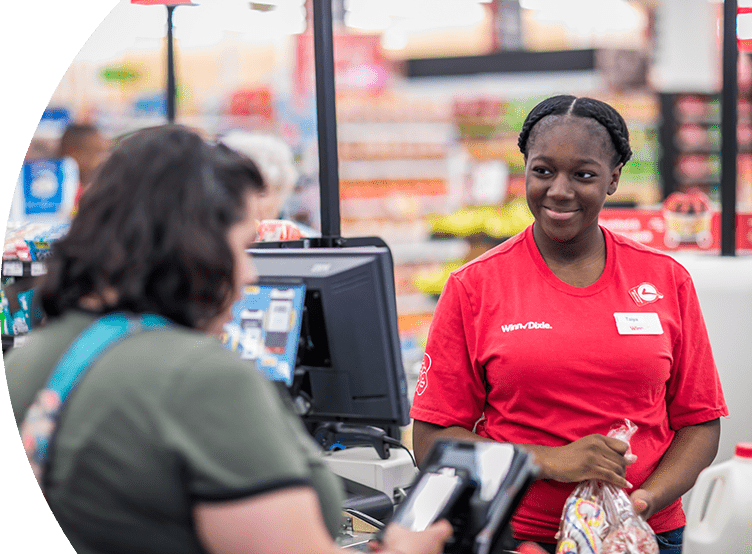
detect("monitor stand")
[313,421,393,459]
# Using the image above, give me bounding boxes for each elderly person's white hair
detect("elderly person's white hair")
[219,131,299,220]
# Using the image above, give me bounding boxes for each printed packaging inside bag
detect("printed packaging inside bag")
[555,419,658,554]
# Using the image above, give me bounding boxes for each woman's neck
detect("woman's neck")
[533,225,607,287]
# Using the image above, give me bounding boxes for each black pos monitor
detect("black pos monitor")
[238,240,411,458]
[234,240,538,544]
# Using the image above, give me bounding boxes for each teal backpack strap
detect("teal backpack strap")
[19,312,171,491]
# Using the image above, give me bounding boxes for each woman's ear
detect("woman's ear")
[608,163,623,196]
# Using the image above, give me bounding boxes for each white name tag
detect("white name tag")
[614,312,663,335]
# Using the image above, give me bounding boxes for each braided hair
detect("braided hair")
[517,95,633,168]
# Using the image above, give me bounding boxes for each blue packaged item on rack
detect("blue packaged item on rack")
[9,158,78,223]
[0,290,37,336]
[26,220,71,260]
[0,290,11,335]
[16,289,36,330]
[12,309,29,335]
[27,241,52,261]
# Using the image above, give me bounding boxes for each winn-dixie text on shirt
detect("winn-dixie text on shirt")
[500,322,553,332]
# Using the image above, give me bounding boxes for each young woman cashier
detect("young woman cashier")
[410,95,728,554]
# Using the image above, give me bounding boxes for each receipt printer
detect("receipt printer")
[379,440,539,554]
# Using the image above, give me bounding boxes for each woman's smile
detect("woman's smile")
[543,206,580,221]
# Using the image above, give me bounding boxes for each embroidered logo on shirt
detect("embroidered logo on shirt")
[628,282,664,306]
[500,321,552,332]
[415,353,431,396]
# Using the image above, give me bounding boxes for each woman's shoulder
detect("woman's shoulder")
[605,227,693,281]
[104,323,278,410]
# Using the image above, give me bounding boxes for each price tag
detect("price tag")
[3,261,23,277]
[30,262,47,276]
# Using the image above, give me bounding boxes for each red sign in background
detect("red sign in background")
[228,88,274,121]
[739,6,752,53]
[599,209,752,253]
[295,33,395,99]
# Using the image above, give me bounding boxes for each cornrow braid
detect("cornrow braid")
[518,95,633,168]
[517,95,577,157]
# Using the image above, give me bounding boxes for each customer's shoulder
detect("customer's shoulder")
[137,324,237,363]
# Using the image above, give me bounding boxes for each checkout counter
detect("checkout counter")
[673,253,752,465]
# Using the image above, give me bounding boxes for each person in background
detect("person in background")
[24,137,56,161]
[410,95,727,554]
[58,122,111,207]
[219,130,319,239]
[4,125,450,554]
[5,125,108,330]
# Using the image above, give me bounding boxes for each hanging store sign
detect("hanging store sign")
[295,33,395,98]
[100,65,141,85]
[738,6,752,53]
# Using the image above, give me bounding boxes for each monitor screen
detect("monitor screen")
[244,244,410,431]
[223,282,306,386]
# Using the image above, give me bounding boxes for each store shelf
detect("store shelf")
[396,293,439,316]
[2,260,47,278]
[389,239,469,265]
[661,91,752,203]
[339,159,448,181]
[2,334,28,352]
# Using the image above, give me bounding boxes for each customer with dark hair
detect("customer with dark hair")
[410,95,727,554]
[5,125,451,554]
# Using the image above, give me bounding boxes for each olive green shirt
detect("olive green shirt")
[5,311,344,554]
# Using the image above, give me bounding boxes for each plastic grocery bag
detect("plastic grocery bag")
[555,420,658,554]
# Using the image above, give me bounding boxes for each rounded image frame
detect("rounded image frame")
[1,2,118,552]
